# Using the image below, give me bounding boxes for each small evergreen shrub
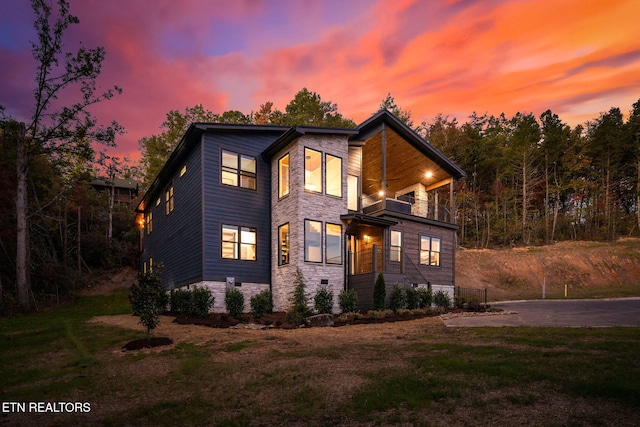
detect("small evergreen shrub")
[367,309,394,320]
[250,290,273,319]
[191,286,214,318]
[405,286,420,310]
[389,284,407,312]
[373,273,386,311]
[434,290,451,311]
[314,285,334,314]
[289,269,312,324]
[416,288,432,308]
[225,288,245,319]
[129,271,166,335]
[338,288,359,313]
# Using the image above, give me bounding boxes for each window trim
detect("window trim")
[304,219,323,263]
[420,235,442,267]
[146,210,153,234]
[278,153,290,199]
[165,184,174,215]
[325,222,343,265]
[389,229,402,263]
[304,147,323,194]
[278,223,290,266]
[324,153,343,198]
[221,149,257,190]
[221,224,257,261]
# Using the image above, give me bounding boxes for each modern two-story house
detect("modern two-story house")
[136,109,465,312]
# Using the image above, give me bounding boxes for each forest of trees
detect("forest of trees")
[2,0,639,313]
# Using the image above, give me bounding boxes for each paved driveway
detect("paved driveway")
[442,298,640,327]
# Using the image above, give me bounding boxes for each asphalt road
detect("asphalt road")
[442,297,640,327]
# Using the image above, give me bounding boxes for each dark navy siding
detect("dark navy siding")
[202,131,281,284]
[141,139,203,289]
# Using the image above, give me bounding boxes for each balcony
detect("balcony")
[361,197,451,223]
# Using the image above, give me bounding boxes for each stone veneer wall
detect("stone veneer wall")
[271,134,349,313]
[176,281,270,313]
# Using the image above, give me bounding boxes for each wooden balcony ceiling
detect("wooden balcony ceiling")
[361,128,452,196]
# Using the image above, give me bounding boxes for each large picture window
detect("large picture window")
[325,154,342,197]
[222,150,257,190]
[222,225,257,260]
[304,220,322,262]
[325,223,342,264]
[278,153,290,198]
[390,230,402,262]
[304,148,322,193]
[278,223,289,265]
[420,236,441,266]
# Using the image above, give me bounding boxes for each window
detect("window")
[165,184,174,215]
[420,236,441,266]
[146,211,153,234]
[155,198,160,207]
[326,223,342,264]
[221,150,257,190]
[390,230,402,262]
[278,223,290,265]
[149,257,154,272]
[222,225,257,260]
[304,148,322,193]
[348,175,359,210]
[325,154,342,197]
[304,220,322,262]
[180,164,187,177]
[278,154,290,198]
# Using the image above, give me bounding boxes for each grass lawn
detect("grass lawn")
[1,289,639,426]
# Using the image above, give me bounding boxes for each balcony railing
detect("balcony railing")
[361,197,451,223]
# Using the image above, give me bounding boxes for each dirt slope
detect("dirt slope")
[456,238,640,301]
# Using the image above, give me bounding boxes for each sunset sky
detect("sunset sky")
[1,0,639,161]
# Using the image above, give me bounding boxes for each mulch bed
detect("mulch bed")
[171,311,450,329]
[122,337,174,351]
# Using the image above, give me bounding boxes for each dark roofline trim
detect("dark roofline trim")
[351,109,467,180]
[262,126,358,160]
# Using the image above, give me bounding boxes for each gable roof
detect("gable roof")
[136,123,288,213]
[352,109,466,180]
[262,125,359,160]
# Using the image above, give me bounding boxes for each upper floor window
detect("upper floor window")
[278,153,290,198]
[222,224,257,261]
[390,230,402,262]
[180,164,187,177]
[222,150,256,190]
[304,148,322,193]
[325,154,342,197]
[420,236,441,266]
[165,184,174,215]
[146,211,153,234]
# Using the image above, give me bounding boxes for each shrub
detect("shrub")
[434,290,451,311]
[129,271,166,335]
[225,288,245,319]
[170,288,192,314]
[191,286,214,318]
[416,287,432,308]
[314,285,334,314]
[389,284,407,312]
[405,286,421,310]
[289,269,312,324]
[250,290,273,319]
[367,309,393,320]
[373,273,386,311]
[338,288,359,313]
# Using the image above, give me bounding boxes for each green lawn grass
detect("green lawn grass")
[1,289,639,426]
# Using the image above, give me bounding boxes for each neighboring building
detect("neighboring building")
[136,110,465,312]
[91,177,139,205]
